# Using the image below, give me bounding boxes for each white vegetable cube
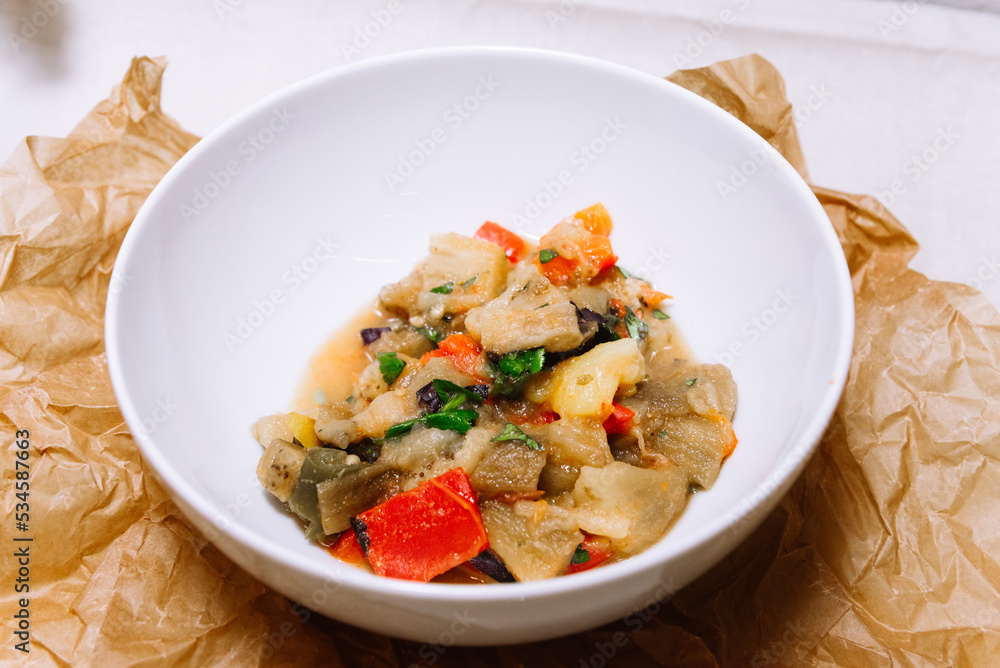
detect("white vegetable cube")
[546,338,645,418]
[465,263,585,354]
[416,233,510,315]
[572,461,686,555]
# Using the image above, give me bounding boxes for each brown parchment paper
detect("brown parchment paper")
[2,54,998,667]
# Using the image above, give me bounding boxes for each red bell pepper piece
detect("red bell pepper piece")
[566,533,614,574]
[354,467,489,582]
[603,402,635,435]
[475,221,526,263]
[328,528,367,566]
[419,333,485,380]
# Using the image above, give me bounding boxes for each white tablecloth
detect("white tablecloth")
[3,0,998,305]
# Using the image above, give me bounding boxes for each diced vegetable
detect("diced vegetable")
[602,403,635,435]
[468,550,516,583]
[465,262,586,354]
[256,438,307,503]
[360,326,390,345]
[534,416,614,495]
[572,461,686,555]
[288,448,366,539]
[329,528,368,566]
[417,233,510,317]
[354,467,489,581]
[434,333,484,378]
[536,217,617,286]
[480,500,583,581]
[474,221,526,263]
[470,434,547,498]
[573,203,613,236]
[639,286,671,309]
[565,533,614,574]
[544,338,645,419]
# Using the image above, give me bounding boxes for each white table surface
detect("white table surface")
[3,0,999,307]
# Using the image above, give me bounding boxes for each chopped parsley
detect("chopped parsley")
[571,545,590,564]
[415,325,444,344]
[539,249,559,264]
[686,378,697,387]
[491,423,543,451]
[430,281,454,294]
[488,347,545,397]
[383,378,484,440]
[461,275,478,288]
[383,409,479,438]
[377,352,406,385]
[616,265,631,279]
[624,306,648,341]
[652,309,670,320]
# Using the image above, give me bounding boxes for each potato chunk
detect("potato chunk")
[464,263,585,354]
[544,338,645,418]
[572,461,687,555]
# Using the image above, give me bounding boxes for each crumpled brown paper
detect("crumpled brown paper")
[2,54,998,667]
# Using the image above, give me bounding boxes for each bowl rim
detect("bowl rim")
[105,45,855,603]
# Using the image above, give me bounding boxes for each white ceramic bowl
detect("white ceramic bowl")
[106,47,853,645]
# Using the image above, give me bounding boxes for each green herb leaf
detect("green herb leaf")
[498,347,544,377]
[571,545,591,564]
[488,347,546,397]
[384,418,420,438]
[652,309,670,320]
[461,275,478,288]
[616,265,631,279]
[432,378,485,406]
[430,281,455,294]
[686,378,697,387]
[424,409,478,434]
[539,249,559,264]
[491,422,543,450]
[624,306,648,341]
[535,302,550,309]
[377,352,406,385]
[415,325,443,344]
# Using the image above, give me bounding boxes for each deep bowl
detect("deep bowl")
[105,47,853,644]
